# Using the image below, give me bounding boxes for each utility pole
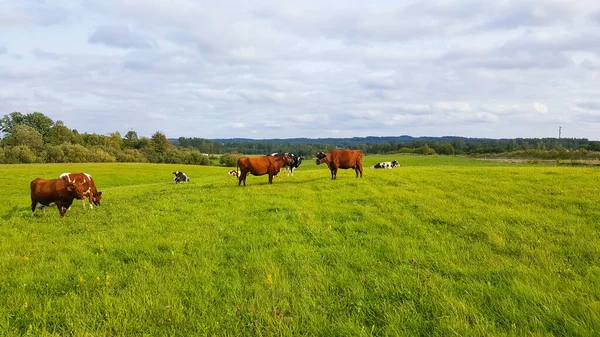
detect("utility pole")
[558,126,562,139]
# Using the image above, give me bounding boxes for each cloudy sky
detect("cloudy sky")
[1,0,600,140]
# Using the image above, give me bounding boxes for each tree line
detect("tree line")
[0,112,213,164]
[2,111,599,164]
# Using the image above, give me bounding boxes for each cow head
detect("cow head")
[295,156,304,168]
[392,160,399,167]
[282,153,295,166]
[93,191,103,206]
[66,182,86,200]
[315,152,327,165]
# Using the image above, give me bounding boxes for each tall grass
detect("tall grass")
[1,156,599,336]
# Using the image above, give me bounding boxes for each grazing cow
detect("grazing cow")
[267,152,305,176]
[59,172,103,208]
[316,149,363,180]
[236,153,294,186]
[173,171,190,184]
[30,178,86,217]
[370,160,400,169]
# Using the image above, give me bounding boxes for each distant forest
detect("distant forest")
[1,111,599,164]
[178,136,600,159]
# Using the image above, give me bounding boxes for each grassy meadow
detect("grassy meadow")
[0,155,599,336]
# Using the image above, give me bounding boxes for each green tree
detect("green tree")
[0,112,25,137]
[23,112,54,137]
[45,121,74,145]
[124,131,139,149]
[151,131,172,153]
[2,125,44,151]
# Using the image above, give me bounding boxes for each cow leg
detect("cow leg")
[88,193,94,209]
[31,200,37,216]
[56,202,65,217]
[239,172,247,186]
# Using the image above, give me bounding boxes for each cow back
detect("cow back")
[330,149,363,169]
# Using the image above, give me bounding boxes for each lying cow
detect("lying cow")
[31,178,86,216]
[59,172,103,208]
[267,152,305,176]
[228,170,239,177]
[370,160,400,169]
[173,171,190,184]
[236,153,294,186]
[316,149,363,180]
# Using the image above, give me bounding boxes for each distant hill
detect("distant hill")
[207,135,495,145]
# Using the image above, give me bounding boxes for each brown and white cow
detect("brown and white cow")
[30,178,86,217]
[59,172,103,208]
[316,149,364,180]
[236,153,294,186]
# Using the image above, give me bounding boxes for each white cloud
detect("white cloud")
[534,102,549,114]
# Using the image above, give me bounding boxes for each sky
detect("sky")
[1,0,600,140]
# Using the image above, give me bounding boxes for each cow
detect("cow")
[370,160,400,169]
[30,178,86,217]
[59,172,103,208]
[316,149,363,180]
[173,171,190,184]
[236,153,294,186]
[267,152,305,176]
[228,170,239,177]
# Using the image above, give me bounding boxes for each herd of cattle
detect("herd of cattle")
[30,149,399,216]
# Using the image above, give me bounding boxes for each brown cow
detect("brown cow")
[316,149,364,179]
[30,178,86,217]
[59,172,103,208]
[236,153,294,186]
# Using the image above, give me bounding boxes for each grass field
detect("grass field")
[1,155,599,336]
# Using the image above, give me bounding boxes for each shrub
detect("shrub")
[61,143,90,163]
[87,147,117,163]
[3,145,40,163]
[220,152,242,167]
[116,149,148,163]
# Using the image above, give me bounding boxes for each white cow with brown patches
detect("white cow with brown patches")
[59,172,103,208]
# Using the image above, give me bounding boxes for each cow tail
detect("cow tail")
[236,161,240,178]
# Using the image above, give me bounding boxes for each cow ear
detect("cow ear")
[97,191,103,196]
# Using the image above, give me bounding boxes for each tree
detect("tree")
[23,112,54,137]
[124,131,139,149]
[104,132,123,155]
[0,112,25,138]
[151,131,172,153]
[2,125,44,151]
[45,120,74,145]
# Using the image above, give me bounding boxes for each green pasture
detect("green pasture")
[0,155,599,336]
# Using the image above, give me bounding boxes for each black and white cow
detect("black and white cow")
[370,160,400,169]
[267,152,304,176]
[172,171,190,183]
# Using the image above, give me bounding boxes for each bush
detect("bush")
[61,143,90,163]
[43,145,65,163]
[3,145,40,163]
[220,152,242,167]
[116,149,148,163]
[87,147,117,162]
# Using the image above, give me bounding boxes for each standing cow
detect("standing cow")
[59,172,103,208]
[31,178,86,216]
[236,153,294,186]
[316,149,363,180]
[267,152,305,176]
